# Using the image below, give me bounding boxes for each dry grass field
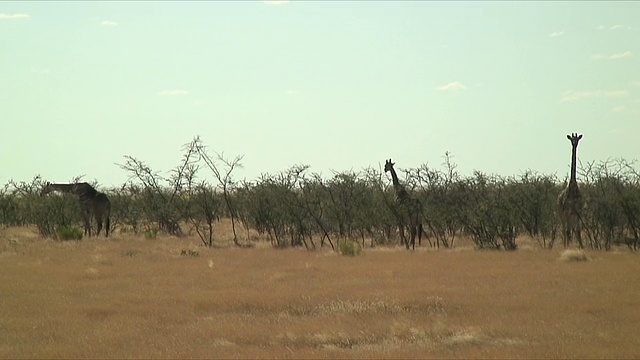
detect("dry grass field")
[1,222,640,359]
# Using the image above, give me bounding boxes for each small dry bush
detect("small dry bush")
[558,249,591,262]
[180,249,199,257]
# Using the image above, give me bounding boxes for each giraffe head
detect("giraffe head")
[40,182,53,197]
[566,133,583,148]
[384,159,395,173]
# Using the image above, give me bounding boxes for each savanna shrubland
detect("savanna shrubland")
[1,137,639,251]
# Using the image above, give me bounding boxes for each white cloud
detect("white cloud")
[610,24,624,30]
[100,20,118,26]
[612,105,640,116]
[629,81,640,88]
[597,25,605,30]
[548,31,564,38]
[559,90,628,103]
[158,90,189,96]
[609,50,632,59]
[591,50,632,60]
[437,81,467,91]
[604,90,630,98]
[0,13,30,19]
[263,0,289,5]
[559,91,594,102]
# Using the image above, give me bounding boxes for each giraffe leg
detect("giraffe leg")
[399,226,409,249]
[410,227,416,250]
[96,216,103,236]
[83,212,91,237]
[576,223,583,249]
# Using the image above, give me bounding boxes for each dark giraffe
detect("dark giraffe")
[40,182,111,237]
[384,159,423,250]
[557,133,584,249]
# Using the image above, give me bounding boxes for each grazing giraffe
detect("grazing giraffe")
[557,133,584,249]
[384,159,423,250]
[40,182,111,237]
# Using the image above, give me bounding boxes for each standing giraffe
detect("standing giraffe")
[384,159,423,250]
[557,133,584,248]
[40,182,111,237]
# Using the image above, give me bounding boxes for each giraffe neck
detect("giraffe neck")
[570,144,578,184]
[389,166,411,201]
[389,166,402,191]
[46,183,97,199]
[47,183,76,194]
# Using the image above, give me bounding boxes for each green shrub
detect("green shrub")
[119,225,135,234]
[338,240,362,256]
[144,227,159,239]
[55,226,83,241]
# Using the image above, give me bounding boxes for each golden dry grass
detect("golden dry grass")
[1,223,640,359]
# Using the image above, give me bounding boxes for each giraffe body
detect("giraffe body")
[40,182,111,237]
[384,159,423,250]
[557,133,584,248]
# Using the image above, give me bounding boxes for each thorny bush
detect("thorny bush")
[3,140,639,252]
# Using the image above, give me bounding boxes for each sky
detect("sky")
[1,1,639,189]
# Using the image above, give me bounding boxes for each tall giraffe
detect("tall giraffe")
[557,133,584,248]
[40,182,111,237]
[384,159,423,250]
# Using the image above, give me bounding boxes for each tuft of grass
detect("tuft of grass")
[283,297,447,317]
[442,327,485,346]
[316,299,399,316]
[55,226,83,241]
[559,249,590,262]
[181,249,199,257]
[338,240,362,256]
[122,249,140,258]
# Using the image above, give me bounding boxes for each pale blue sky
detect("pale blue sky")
[1,1,639,188]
